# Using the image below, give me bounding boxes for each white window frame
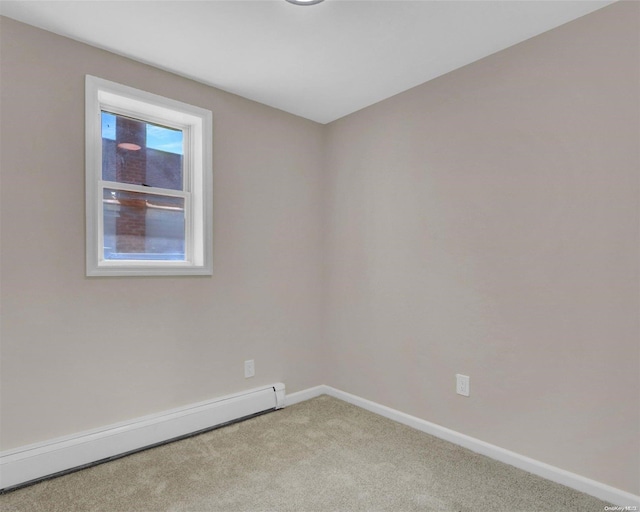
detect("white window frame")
[85,75,212,276]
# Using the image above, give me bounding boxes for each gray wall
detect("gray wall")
[324,1,639,494]
[0,17,326,448]
[1,1,638,496]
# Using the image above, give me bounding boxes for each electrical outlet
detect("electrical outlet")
[244,360,255,378]
[456,374,470,397]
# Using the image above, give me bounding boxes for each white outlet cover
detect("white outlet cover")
[456,374,470,397]
[244,360,255,379]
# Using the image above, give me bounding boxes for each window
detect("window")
[85,76,212,276]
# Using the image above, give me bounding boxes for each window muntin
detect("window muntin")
[86,76,212,276]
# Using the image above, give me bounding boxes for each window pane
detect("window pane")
[103,188,185,260]
[101,111,184,191]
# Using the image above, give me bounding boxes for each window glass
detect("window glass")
[101,111,184,191]
[103,188,185,260]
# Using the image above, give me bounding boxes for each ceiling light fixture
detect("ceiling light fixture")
[285,0,325,5]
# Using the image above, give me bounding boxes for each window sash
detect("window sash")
[100,109,188,192]
[98,181,192,265]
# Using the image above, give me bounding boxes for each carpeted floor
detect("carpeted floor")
[0,395,612,511]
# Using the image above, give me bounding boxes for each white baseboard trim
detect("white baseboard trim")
[296,385,638,508]
[0,383,285,492]
[284,385,327,406]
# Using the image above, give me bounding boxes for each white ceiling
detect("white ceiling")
[0,0,614,124]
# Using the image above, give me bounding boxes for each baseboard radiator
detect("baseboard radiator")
[0,383,285,492]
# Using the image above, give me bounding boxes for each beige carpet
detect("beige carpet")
[0,395,611,511]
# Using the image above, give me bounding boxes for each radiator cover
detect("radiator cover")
[0,383,285,491]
